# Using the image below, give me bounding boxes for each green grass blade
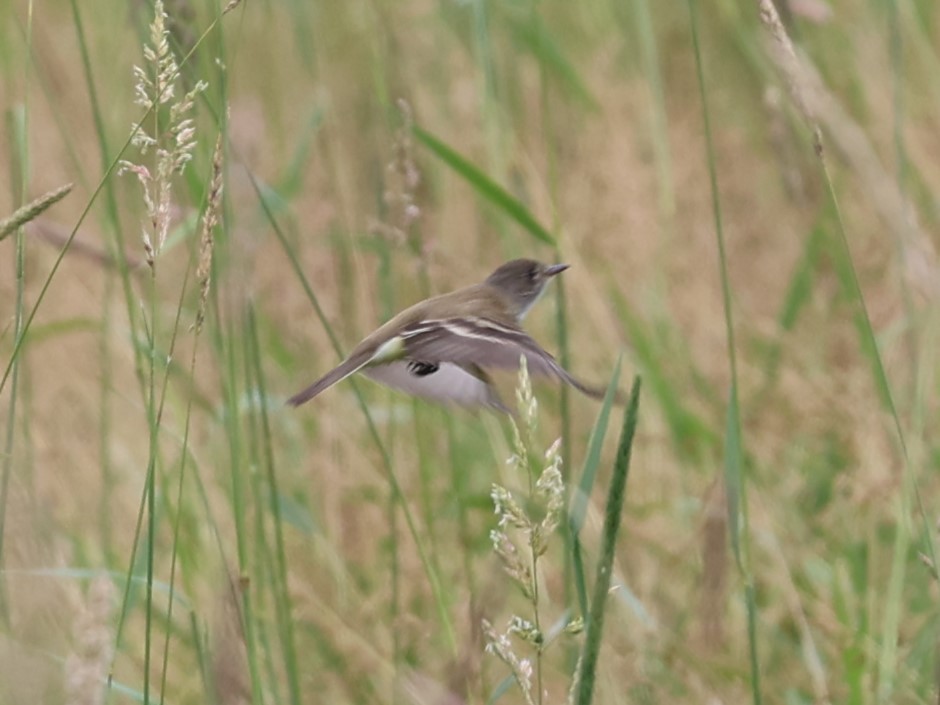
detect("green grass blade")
[574,375,641,705]
[246,304,303,705]
[487,674,518,704]
[687,1,760,701]
[276,106,324,200]
[778,224,824,333]
[630,0,675,217]
[568,356,622,619]
[413,125,556,246]
[569,356,623,536]
[723,393,742,563]
[0,95,30,623]
[757,223,825,388]
[507,13,597,111]
[817,150,936,705]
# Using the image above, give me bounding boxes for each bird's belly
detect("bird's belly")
[363,361,503,409]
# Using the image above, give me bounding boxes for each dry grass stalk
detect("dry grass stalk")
[763,86,808,202]
[211,574,250,705]
[757,0,822,153]
[758,0,940,300]
[0,183,73,242]
[789,0,833,23]
[63,577,115,705]
[699,480,727,648]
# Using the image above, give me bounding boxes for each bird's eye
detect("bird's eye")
[528,266,539,281]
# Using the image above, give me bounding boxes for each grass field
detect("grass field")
[1,0,939,703]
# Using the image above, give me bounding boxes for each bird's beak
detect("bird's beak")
[544,263,570,277]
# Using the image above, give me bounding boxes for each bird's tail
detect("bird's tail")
[287,353,371,407]
[559,368,624,404]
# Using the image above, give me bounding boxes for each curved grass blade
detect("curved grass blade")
[413,126,555,246]
[574,376,641,705]
[507,14,597,111]
[486,674,518,704]
[568,356,622,617]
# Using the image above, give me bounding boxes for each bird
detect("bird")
[287,258,607,412]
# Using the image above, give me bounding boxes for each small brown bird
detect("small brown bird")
[288,259,606,412]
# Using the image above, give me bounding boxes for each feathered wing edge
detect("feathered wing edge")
[401,317,612,401]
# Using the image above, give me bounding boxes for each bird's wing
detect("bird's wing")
[399,317,605,399]
[363,361,509,412]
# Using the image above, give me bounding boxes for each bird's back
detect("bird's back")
[352,282,515,358]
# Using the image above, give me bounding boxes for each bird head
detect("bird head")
[485,259,569,320]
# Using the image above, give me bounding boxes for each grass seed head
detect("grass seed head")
[121,0,206,267]
[0,183,73,242]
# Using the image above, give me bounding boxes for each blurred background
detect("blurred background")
[1,0,939,702]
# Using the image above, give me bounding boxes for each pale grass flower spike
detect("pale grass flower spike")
[482,619,537,705]
[483,359,582,703]
[195,136,224,332]
[118,0,206,267]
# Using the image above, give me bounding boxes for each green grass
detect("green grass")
[1,0,939,703]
